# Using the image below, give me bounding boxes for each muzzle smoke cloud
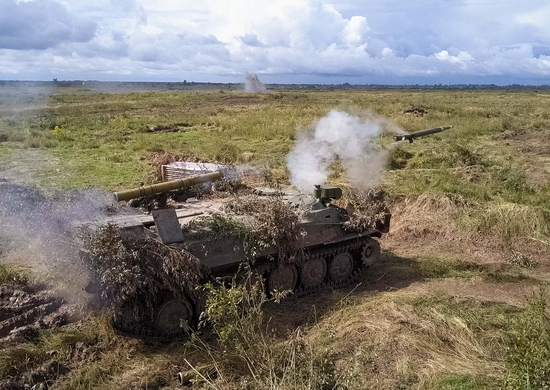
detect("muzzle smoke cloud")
[244,72,266,93]
[286,109,405,192]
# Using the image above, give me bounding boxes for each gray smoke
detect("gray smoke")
[244,72,267,93]
[286,109,405,192]
[0,182,122,301]
[0,83,119,302]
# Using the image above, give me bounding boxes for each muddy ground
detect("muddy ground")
[0,279,78,389]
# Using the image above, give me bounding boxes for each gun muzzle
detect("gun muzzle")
[394,126,453,143]
[114,171,222,202]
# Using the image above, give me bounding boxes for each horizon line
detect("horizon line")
[1,79,550,88]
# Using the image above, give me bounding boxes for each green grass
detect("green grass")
[1,85,550,389]
[2,88,549,195]
[372,252,533,284]
[505,290,550,389]
[0,264,27,285]
[428,373,492,390]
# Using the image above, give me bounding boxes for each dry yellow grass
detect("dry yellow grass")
[308,290,512,389]
[1,86,550,389]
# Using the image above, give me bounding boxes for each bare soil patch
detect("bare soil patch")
[0,281,73,348]
[496,127,550,155]
[526,167,550,190]
[145,124,190,134]
[0,273,147,390]
[402,106,428,116]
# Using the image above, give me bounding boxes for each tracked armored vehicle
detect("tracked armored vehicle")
[80,124,459,338]
[82,171,390,337]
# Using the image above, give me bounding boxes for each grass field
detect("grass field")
[1,84,549,389]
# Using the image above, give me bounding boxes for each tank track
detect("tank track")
[113,236,377,340]
[292,237,367,297]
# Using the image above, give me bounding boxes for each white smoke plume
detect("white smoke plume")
[286,109,405,192]
[244,72,267,93]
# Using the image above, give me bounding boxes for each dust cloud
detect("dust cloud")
[244,72,267,93]
[286,108,405,192]
[0,182,119,301]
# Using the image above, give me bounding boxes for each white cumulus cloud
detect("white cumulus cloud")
[0,0,549,83]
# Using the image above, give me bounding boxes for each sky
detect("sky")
[0,0,549,84]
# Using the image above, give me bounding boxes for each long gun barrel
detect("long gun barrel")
[114,171,222,202]
[393,126,453,143]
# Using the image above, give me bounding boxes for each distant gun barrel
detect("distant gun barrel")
[114,171,222,202]
[393,126,453,143]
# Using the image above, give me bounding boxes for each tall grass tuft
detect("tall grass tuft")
[505,289,550,389]
[0,264,27,285]
[459,202,550,244]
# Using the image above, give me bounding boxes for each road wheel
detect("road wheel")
[300,257,327,287]
[329,252,354,282]
[155,297,193,336]
[268,264,298,292]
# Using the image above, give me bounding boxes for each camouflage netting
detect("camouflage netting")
[224,195,305,263]
[340,187,390,232]
[79,224,208,326]
[183,195,304,263]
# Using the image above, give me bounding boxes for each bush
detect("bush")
[80,224,207,327]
